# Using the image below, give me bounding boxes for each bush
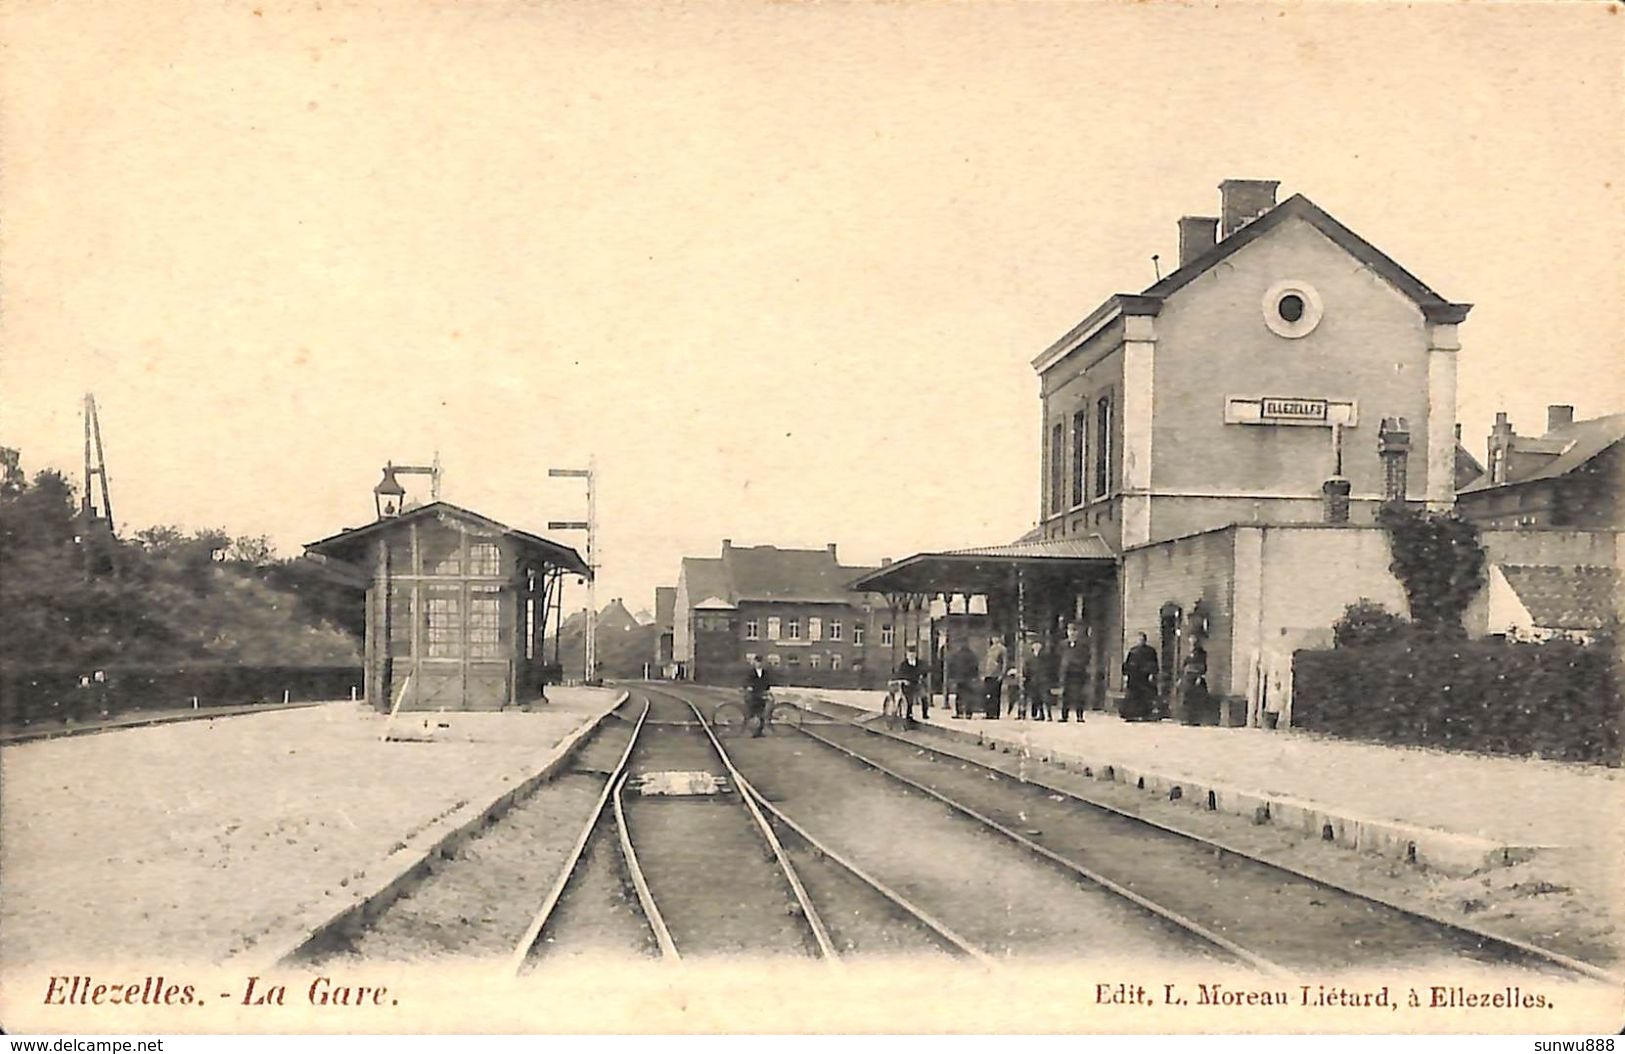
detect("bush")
[1293,638,1622,765]
[1333,598,1410,648]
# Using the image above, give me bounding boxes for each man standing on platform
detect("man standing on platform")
[947,639,980,719]
[1022,639,1055,721]
[981,633,1008,720]
[1056,622,1089,723]
[1122,631,1160,721]
[895,643,930,722]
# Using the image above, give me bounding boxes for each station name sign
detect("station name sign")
[1224,396,1357,428]
[1260,397,1328,421]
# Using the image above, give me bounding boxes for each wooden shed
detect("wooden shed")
[305,502,590,712]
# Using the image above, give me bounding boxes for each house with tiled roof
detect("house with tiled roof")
[672,540,898,686]
[1457,406,1625,528]
[1470,564,1624,643]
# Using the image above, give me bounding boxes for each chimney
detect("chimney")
[1488,412,1515,484]
[1219,178,1281,239]
[1547,404,1575,433]
[880,557,893,567]
[826,542,838,559]
[1454,423,1462,442]
[1177,216,1220,269]
[1378,417,1412,503]
[721,538,732,551]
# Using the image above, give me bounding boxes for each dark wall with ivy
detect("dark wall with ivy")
[1293,640,1622,765]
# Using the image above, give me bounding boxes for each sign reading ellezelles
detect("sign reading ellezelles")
[1260,397,1328,421]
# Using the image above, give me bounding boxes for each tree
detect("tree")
[1377,502,1486,637]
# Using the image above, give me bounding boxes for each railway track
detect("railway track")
[666,682,1618,984]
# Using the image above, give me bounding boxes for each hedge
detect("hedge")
[1292,639,1622,765]
[0,664,363,729]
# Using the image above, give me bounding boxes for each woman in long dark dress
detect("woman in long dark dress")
[1178,642,1209,725]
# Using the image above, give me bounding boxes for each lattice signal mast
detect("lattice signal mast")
[81,393,115,535]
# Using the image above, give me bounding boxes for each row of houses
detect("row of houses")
[657,178,1622,710]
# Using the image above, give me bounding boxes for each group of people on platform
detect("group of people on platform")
[891,626,1212,725]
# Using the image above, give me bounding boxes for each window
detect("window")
[809,653,821,670]
[767,653,781,667]
[424,531,461,576]
[1095,395,1113,498]
[1049,420,1065,514]
[525,597,535,660]
[829,619,844,641]
[468,586,501,659]
[767,616,781,641]
[787,654,800,668]
[1261,280,1324,338]
[468,542,500,576]
[745,652,756,664]
[787,618,802,640]
[881,624,894,647]
[744,619,760,641]
[830,653,843,671]
[853,624,865,646]
[425,586,461,658]
[808,616,822,641]
[1072,408,1087,507]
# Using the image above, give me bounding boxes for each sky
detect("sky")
[3,1,1621,615]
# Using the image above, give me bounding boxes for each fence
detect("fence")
[1292,638,1621,766]
[0,664,364,729]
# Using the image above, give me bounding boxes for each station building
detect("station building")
[858,179,1474,723]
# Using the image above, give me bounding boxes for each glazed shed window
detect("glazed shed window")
[1049,421,1065,514]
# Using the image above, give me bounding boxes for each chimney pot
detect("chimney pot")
[1494,411,1509,428]
[827,542,838,557]
[1547,404,1575,432]
[1454,423,1463,442]
[722,538,732,551]
[1177,216,1220,269]
[880,557,893,567]
[1219,178,1281,238]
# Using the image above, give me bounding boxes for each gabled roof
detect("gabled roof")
[721,544,878,604]
[1460,411,1625,494]
[303,501,590,576]
[680,556,730,605]
[1500,564,1623,630]
[1455,441,1487,490]
[1034,193,1472,374]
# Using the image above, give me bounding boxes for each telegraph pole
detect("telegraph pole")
[548,460,596,684]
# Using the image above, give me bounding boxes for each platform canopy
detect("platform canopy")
[849,535,1117,597]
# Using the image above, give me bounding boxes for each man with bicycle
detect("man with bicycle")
[742,654,774,738]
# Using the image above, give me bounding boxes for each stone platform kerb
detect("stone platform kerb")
[782,689,1562,876]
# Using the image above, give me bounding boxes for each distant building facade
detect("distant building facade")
[1455,406,1625,528]
[671,540,895,687]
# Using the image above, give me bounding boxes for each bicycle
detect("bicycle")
[711,689,803,736]
[882,678,920,727]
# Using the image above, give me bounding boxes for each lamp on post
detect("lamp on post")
[373,464,406,519]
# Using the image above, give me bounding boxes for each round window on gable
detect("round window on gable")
[1262,280,1323,338]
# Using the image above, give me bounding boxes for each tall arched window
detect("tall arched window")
[1049,421,1065,514]
[1094,395,1113,497]
[1071,408,1087,507]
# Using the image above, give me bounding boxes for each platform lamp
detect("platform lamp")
[373,464,406,519]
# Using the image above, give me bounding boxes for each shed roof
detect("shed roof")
[1500,564,1623,630]
[304,501,590,577]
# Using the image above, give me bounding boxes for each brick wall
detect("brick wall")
[1122,528,1237,698]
